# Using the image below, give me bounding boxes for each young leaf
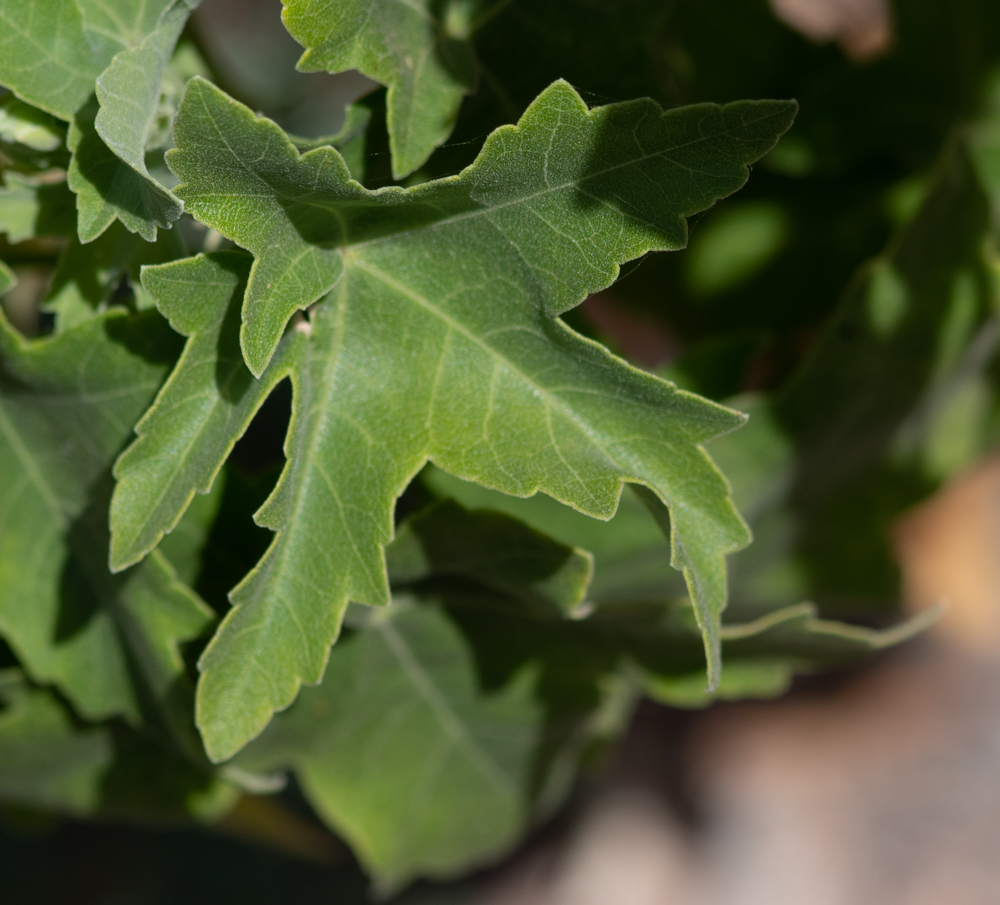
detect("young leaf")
[0,309,212,746]
[281,0,479,179]
[234,603,544,891]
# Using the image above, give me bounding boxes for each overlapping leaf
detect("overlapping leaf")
[281,0,479,179]
[0,0,200,242]
[0,308,213,752]
[233,495,933,887]
[115,80,794,759]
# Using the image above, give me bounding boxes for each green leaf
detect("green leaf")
[0,308,212,750]
[287,102,372,182]
[68,2,199,243]
[0,96,63,151]
[281,0,479,179]
[641,601,941,708]
[0,669,237,820]
[43,219,186,331]
[0,172,76,244]
[0,669,112,814]
[386,499,594,618]
[0,0,119,120]
[0,0,199,242]
[111,252,301,570]
[423,465,686,606]
[0,260,13,297]
[121,81,793,759]
[168,77,795,377]
[235,603,544,890]
[706,138,997,620]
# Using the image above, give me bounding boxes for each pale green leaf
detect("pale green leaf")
[0,172,76,243]
[235,603,543,890]
[282,0,478,179]
[0,308,212,751]
[0,260,13,296]
[120,79,794,760]
[0,95,63,151]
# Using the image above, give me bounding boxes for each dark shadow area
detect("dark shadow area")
[103,308,185,368]
[193,464,281,615]
[0,817,371,905]
[229,377,291,475]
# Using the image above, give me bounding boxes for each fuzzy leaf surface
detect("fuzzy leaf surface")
[111,252,300,571]
[0,309,212,746]
[281,0,478,179]
[126,81,793,759]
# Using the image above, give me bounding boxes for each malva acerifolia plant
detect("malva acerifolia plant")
[2,0,1000,891]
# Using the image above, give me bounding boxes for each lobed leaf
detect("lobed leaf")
[119,79,795,759]
[281,0,479,179]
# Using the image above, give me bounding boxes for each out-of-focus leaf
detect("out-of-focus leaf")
[43,219,186,331]
[0,261,13,296]
[0,668,112,814]
[0,308,213,756]
[0,96,63,151]
[386,500,593,618]
[235,603,543,892]
[422,464,686,606]
[0,172,75,244]
[703,136,999,620]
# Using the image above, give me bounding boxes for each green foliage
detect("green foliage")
[2,0,1000,893]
